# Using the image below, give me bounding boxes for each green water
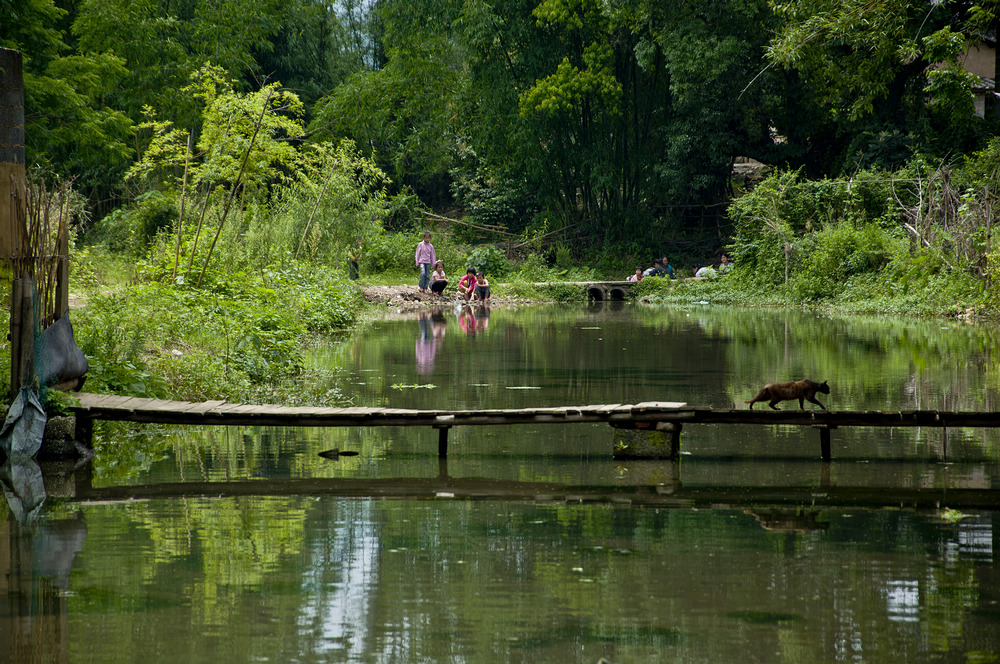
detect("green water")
[3,303,1000,663]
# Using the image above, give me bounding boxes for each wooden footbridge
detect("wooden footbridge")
[69,393,1000,461]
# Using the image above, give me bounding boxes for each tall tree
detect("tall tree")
[309,0,467,205]
[459,0,773,247]
[2,0,133,210]
[765,0,995,173]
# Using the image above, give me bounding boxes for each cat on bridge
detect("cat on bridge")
[745,380,830,410]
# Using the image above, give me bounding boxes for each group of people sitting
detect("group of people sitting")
[629,254,733,281]
[629,257,675,282]
[694,254,733,278]
[428,262,491,302]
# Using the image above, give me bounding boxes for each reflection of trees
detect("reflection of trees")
[17,304,996,660]
[2,511,87,664]
[28,489,993,662]
[294,304,1000,458]
[290,500,377,661]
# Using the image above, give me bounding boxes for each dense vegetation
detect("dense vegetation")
[2,0,1000,400]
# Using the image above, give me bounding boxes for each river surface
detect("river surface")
[3,303,1000,663]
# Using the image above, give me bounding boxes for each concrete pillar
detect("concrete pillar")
[612,422,682,459]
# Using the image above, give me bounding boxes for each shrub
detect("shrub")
[789,223,905,300]
[464,244,511,277]
[90,191,177,254]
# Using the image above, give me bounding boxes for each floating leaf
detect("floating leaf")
[391,383,437,390]
[939,508,968,523]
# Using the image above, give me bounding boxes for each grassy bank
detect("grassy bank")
[633,271,987,319]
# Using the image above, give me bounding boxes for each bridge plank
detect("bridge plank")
[67,394,1000,433]
[75,393,125,409]
[183,400,229,414]
[132,399,186,412]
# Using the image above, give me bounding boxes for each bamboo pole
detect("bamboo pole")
[197,89,273,287]
[294,166,335,260]
[186,113,235,280]
[173,132,192,280]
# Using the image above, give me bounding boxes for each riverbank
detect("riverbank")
[358,283,552,311]
[632,271,991,321]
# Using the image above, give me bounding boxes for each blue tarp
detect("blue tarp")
[0,385,47,458]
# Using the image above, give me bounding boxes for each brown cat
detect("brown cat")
[745,379,829,410]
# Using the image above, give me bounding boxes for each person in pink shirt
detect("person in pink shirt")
[628,267,643,282]
[457,268,477,301]
[414,231,436,293]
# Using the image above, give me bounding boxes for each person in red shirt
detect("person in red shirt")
[458,268,477,301]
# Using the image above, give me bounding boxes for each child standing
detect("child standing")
[414,231,436,293]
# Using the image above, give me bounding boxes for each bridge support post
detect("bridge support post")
[657,421,682,458]
[816,426,834,461]
[434,425,451,458]
[75,415,93,448]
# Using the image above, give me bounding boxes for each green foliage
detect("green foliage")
[631,277,674,300]
[21,53,134,197]
[309,0,466,204]
[448,161,541,234]
[788,223,904,301]
[461,0,773,248]
[508,253,551,283]
[501,280,583,302]
[242,140,389,268]
[364,232,424,274]
[72,262,359,402]
[90,191,177,254]
[765,0,992,172]
[73,289,171,397]
[464,245,511,277]
[260,264,361,334]
[729,169,902,289]
[190,69,306,195]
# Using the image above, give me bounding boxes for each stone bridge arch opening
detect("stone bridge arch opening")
[587,285,628,301]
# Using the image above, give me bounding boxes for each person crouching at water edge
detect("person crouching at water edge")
[474,271,491,302]
[430,260,448,296]
[458,268,477,301]
[415,231,436,293]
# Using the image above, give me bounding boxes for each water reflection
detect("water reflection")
[14,494,992,664]
[325,304,1000,461]
[1,503,86,663]
[8,303,1000,662]
[458,302,489,336]
[415,310,447,375]
[1,459,47,527]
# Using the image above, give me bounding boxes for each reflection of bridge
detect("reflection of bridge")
[71,393,1000,462]
[66,473,1000,510]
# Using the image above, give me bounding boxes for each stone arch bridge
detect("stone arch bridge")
[575,281,635,301]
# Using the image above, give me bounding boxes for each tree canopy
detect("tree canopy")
[2,0,997,255]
